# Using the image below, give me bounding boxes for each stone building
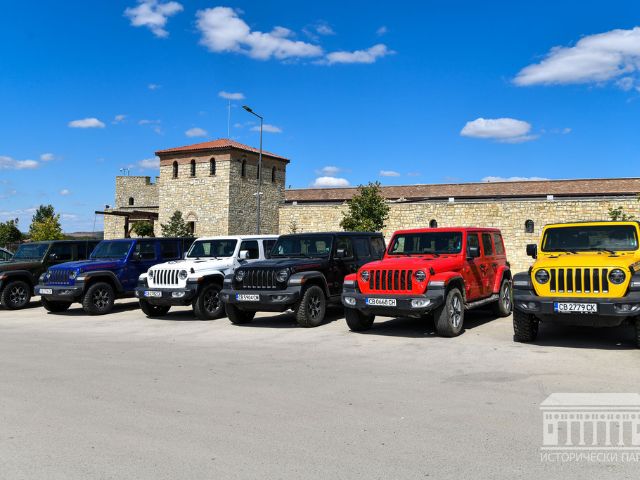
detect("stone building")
[103,138,640,273]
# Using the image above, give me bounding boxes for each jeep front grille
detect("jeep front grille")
[368,269,413,292]
[239,269,278,290]
[47,269,71,285]
[549,267,609,294]
[151,269,180,286]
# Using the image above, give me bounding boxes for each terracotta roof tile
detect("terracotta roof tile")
[155,138,289,161]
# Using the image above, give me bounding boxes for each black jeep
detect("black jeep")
[0,240,99,310]
[220,232,386,327]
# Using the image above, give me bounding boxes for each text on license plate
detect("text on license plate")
[39,288,53,295]
[237,294,260,302]
[554,302,598,314]
[366,298,397,307]
[144,291,162,298]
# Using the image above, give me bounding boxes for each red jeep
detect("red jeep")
[341,227,512,336]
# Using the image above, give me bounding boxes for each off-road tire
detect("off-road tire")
[513,309,539,343]
[0,280,31,310]
[434,287,465,337]
[82,282,115,315]
[295,285,327,328]
[492,279,512,318]
[226,303,256,324]
[139,300,170,318]
[345,308,375,332]
[193,283,224,320]
[41,298,72,313]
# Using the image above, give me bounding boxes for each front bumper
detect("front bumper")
[341,289,445,316]
[513,288,640,326]
[220,287,302,312]
[35,284,83,301]
[134,283,199,306]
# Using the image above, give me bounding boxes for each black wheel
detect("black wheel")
[82,282,115,315]
[492,279,512,317]
[345,308,375,332]
[0,280,31,310]
[193,283,224,320]
[295,285,327,328]
[139,300,170,318]
[41,297,72,313]
[634,318,640,349]
[226,303,256,324]
[513,309,539,342]
[434,288,465,337]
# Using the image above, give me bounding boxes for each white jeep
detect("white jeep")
[135,235,278,319]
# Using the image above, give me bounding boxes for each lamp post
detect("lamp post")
[242,105,263,234]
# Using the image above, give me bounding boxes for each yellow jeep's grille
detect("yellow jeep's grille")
[534,267,628,298]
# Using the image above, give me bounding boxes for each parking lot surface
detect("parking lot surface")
[1,300,639,479]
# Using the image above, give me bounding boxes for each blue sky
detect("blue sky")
[1,1,640,232]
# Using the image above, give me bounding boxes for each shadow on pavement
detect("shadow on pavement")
[530,322,636,350]
[233,306,346,329]
[47,300,142,317]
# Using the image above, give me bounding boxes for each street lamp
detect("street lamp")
[242,105,263,234]
[119,167,130,176]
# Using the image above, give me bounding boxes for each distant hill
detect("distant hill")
[65,231,104,240]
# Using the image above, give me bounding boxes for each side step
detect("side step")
[466,294,499,310]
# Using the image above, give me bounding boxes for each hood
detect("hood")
[0,260,41,272]
[242,257,329,272]
[536,251,638,270]
[151,258,235,273]
[49,259,124,272]
[360,254,465,274]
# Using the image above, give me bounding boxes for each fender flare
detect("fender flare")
[288,271,330,297]
[428,272,465,299]
[196,272,226,285]
[491,267,512,293]
[0,269,37,287]
[80,271,125,293]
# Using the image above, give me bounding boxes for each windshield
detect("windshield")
[389,232,463,255]
[91,241,133,259]
[542,225,639,252]
[188,239,237,258]
[271,235,333,257]
[12,243,49,260]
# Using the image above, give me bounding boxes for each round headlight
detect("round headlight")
[276,269,289,283]
[235,270,245,282]
[44,272,51,281]
[148,270,155,280]
[179,270,188,280]
[69,270,78,280]
[609,269,626,285]
[535,269,550,284]
[361,270,370,282]
[415,270,427,282]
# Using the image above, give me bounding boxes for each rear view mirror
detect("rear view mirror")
[467,245,480,259]
[526,243,538,259]
[239,250,249,260]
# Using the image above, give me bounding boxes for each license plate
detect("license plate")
[144,291,162,298]
[366,298,397,307]
[554,302,598,314]
[236,294,260,302]
[39,288,53,295]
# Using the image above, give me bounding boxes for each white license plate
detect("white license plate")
[39,288,53,295]
[554,302,598,314]
[366,298,397,307]
[236,294,260,302]
[144,291,162,298]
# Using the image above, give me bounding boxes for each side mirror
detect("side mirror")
[238,250,249,260]
[48,253,58,261]
[526,244,538,259]
[335,248,346,259]
[131,252,142,261]
[467,245,480,259]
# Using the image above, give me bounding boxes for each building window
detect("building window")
[271,166,276,183]
[187,221,195,235]
[241,159,247,177]
[172,161,178,179]
[210,158,216,176]
[128,197,134,206]
[525,219,534,233]
[190,159,196,177]
[429,219,438,228]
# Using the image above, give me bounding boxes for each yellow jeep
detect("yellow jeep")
[512,221,640,347]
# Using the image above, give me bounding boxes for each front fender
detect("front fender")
[195,271,226,284]
[428,272,463,288]
[79,270,125,293]
[491,266,512,293]
[288,271,330,296]
[0,270,36,287]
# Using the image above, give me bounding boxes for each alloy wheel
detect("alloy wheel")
[93,288,111,310]
[450,294,462,328]
[204,290,220,313]
[308,295,321,319]
[9,285,28,307]
[502,284,511,312]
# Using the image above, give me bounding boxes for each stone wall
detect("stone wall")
[279,197,640,274]
[115,176,158,208]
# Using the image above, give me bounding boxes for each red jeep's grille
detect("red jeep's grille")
[368,269,413,292]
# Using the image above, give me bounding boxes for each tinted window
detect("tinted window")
[271,235,333,257]
[239,240,259,259]
[390,232,462,255]
[160,241,179,260]
[13,243,49,260]
[136,241,157,260]
[467,234,479,255]
[353,237,371,259]
[91,241,133,259]
[542,225,639,252]
[263,239,277,258]
[493,233,505,255]
[188,240,237,258]
[371,237,386,259]
[49,243,73,261]
[481,233,494,256]
[335,237,354,258]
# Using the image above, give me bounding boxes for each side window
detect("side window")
[493,233,505,255]
[49,243,74,261]
[160,241,179,260]
[353,237,371,260]
[335,237,354,258]
[467,233,479,255]
[371,237,386,259]
[239,240,259,259]
[263,239,277,258]
[135,241,157,261]
[481,233,494,257]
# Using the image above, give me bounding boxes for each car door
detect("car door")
[239,240,260,265]
[127,240,158,290]
[328,236,356,296]
[262,239,277,259]
[353,236,374,270]
[462,233,483,301]
[480,232,497,298]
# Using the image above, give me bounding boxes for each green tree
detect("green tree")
[340,181,390,232]
[31,204,56,225]
[29,216,64,241]
[0,218,22,246]
[608,206,635,221]
[160,211,193,237]
[132,221,155,238]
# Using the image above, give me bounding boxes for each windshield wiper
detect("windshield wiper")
[551,249,578,254]
[592,247,616,255]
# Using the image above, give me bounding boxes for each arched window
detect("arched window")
[241,159,247,177]
[271,166,276,183]
[172,161,178,179]
[429,219,438,228]
[128,197,134,206]
[210,158,216,176]
[525,219,535,233]
[190,159,196,177]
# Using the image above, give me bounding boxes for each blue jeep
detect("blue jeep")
[35,238,193,315]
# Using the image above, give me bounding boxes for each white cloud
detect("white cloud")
[113,114,126,123]
[460,117,538,143]
[138,119,161,125]
[324,43,394,65]
[0,155,38,170]
[251,124,282,133]
[562,127,572,134]
[481,176,550,183]
[311,176,350,187]
[379,170,400,177]
[148,83,161,90]
[376,26,388,36]
[185,127,208,137]
[514,26,640,90]
[124,0,183,38]
[407,172,421,177]
[315,23,335,36]
[218,90,245,100]
[40,153,55,161]
[59,189,71,196]
[196,7,323,61]
[138,157,160,169]
[68,117,105,129]
[315,166,342,176]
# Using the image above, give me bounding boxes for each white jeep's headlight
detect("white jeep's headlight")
[361,270,370,282]
[148,270,155,280]
[609,269,626,285]
[235,270,245,282]
[179,270,188,280]
[276,269,289,283]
